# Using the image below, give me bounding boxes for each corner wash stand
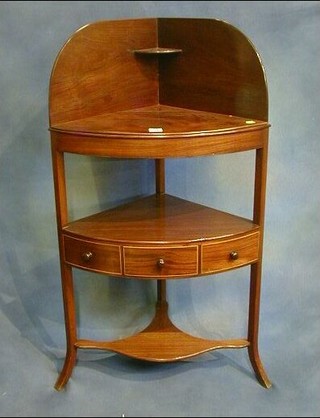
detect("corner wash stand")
[49,18,271,390]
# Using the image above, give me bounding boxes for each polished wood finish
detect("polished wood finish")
[50,118,268,158]
[49,19,159,125]
[248,145,271,388]
[123,244,199,278]
[62,194,259,244]
[158,18,268,121]
[61,194,260,279]
[155,159,165,194]
[133,47,182,55]
[49,18,271,390]
[63,236,121,275]
[51,104,268,137]
[75,300,250,361]
[202,231,260,274]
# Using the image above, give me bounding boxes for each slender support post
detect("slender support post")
[157,280,167,304]
[51,144,78,390]
[247,141,272,389]
[155,159,165,195]
[155,158,168,308]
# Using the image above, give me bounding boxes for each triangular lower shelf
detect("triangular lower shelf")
[75,302,249,362]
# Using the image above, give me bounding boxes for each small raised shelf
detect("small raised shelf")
[49,17,272,391]
[133,47,182,55]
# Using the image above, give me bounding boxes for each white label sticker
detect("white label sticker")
[148,127,163,133]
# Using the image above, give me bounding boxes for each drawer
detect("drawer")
[201,231,260,274]
[63,235,121,275]
[123,245,198,278]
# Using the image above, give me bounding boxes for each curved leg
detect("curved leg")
[248,146,271,388]
[54,346,77,391]
[247,263,272,389]
[54,264,78,391]
[248,343,271,389]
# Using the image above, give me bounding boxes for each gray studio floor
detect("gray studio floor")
[1,300,318,417]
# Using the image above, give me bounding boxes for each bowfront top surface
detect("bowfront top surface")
[50,105,268,139]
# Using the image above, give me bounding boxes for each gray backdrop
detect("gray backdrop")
[0,1,319,417]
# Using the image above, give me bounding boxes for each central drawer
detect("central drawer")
[123,245,199,278]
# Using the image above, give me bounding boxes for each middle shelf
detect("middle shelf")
[62,194,260,279]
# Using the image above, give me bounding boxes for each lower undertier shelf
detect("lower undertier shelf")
[75,302,250,362]
[54,298,271,391]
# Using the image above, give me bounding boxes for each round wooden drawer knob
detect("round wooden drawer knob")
[230,251,239,260]
[157,258,165,268]
[82,251,93,262]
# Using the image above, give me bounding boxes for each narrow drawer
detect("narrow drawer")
[63,235,121,275]
[201,231,260,274]
[123,245,198,278]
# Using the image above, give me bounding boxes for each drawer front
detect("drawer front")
[123,246,198,278]
[64,235,121,275]
[201,232,260,274]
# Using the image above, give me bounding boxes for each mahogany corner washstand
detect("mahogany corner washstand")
[48,17,272,390]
